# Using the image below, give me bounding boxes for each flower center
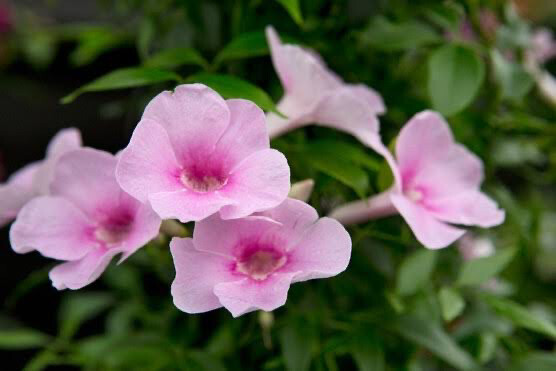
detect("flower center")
[236,249,287,281]
[94,225,131,245]
[405,188,424,202]
[180,171,227,193]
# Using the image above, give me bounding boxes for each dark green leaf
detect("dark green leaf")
[395,315,477,370]
[214,31,268,66]
[351,334,385,371]
[187,73,278,113]
[276,0,303,25]
[59,292,114,339]
[482,294,556,339]
[457,248,516,286]
[61,67,182,103]
[144,47,208,70]
[511,352,556,371]
[361,17,441,51]
[396,249,437,296]
[70,27,128,67]
[428,44,485,116]
[0,329,50,349]
[305,140,382,171]
[439,287,465,322]
[280,322,315,371]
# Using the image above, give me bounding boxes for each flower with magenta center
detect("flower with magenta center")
[330,111,505,249]
[10,148,161,290]
[170,198,351,317]
[0,128,81,227]
[116,83,290,223]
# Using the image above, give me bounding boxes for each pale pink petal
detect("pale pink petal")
[50,148,123,218]
[218,149,290,219]
[149,189,235,223]
[266,26,341,103]
[309,86,382,149]
[0,163,41,226]
[288,179,314,202]
[390,194,466,249]
[34,128,82,194]
[344,84,386,115]
[211,99,270,170]
[49,247,121,290]
[116,119,182,203]
[285,217,351,282]
[396,111,455,183]
[9,196,95,258]
[170,238,237,314]
[141,84,230,163]
[266,94,309,138]
[46,128,82,157]
[193,213,281,258]
[213,272,297,317]
[117,204,162,262]
[426,191,505,228]
[256,198,317,236]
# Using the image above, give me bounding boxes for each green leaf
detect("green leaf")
[187,73,278,113]
[59,292,114,339]
[61,67,182,103]
[396,249,437,296]
[457,248,516,286]
[303,149,369,198]
[482,294,556,339]
[276,0,303,25]
[511,352,556,371]
[214,31,269,66]
[305,140,382,171]
[491,50,534,101]
[428,44,485,116]
[395,315,477,370]
[70,27,128,67]
[280,322,315,371]
[0,329,50,349]
[351,334,385,371]
[361,17,441,51]
[439,287,465,322]
[144,47,208,70]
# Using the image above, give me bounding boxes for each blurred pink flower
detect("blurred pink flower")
[116,84,290,223]
[529,28,556,64]
[170,198,351,317]
[458,233,495,261]
[0,2,11,34]
[10,148,161,290]
[288,179,314,202]
[0,128,81,227]
[330,111,505,249]
[265,26,386,149]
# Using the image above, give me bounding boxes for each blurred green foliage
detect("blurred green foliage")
[2,0,556,370]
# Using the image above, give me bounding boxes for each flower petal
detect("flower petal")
[218,149,290,219]
[141,84,230,163]
[46,128,82,157]
[256,198,317,237]
[212,99,270,170]
[118,203,162,262]
[213,272,297,317]
[50,148,124,218]
[0,162,40,226]
[116,119,182,203]
[390,194,466,249]
[10,196,95,258]
[149,189,235,223]
[427,191,505,228]
[286,217,351,282]
[170,237,236,314]
[49,247,121,290]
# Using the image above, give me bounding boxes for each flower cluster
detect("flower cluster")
[1,26,504,317]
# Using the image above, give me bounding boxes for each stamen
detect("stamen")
[236,250,287,281]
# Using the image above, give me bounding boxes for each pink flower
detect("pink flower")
[10,148,161,290]
[116,84,290,223]
[0,2,11,34]
[458,233,495,261]
[0,128,81,227]
[265,26,386,150]
[170,198,351,317]
[529,28,556,65]
[330,111,505,249]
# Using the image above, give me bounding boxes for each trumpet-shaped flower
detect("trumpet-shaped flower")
[116,84,290,223]
[170,198,351,317]
[330,111,505,249]
[265,26,386,150]
[10,148,161,290]
[0,128,81,227]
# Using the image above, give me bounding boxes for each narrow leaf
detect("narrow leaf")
[457,248,516,286]
[396,249,437,296]
[214,31,268,66]
[59,292,114,339]
[61,67,182,103]
[144,47,208,70]
[0,329,50,349]
[361,17,441,51]
[439,287,465,322]
[280,322,315,371]
[276,0,303,25]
